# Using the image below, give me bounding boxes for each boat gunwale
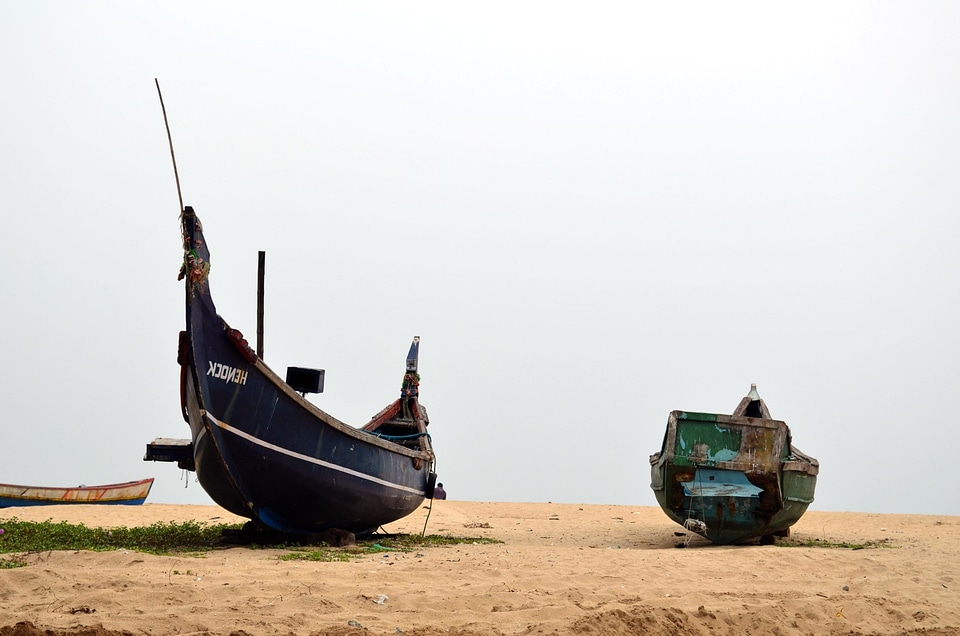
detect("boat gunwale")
[192,348,434,461]
[659,410,790,470]
[0,478,154,495]
[257,357,432,459]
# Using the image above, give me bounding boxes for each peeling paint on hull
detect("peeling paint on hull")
[650,387,818,545]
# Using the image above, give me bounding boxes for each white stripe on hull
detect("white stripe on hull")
[205,412,426,496]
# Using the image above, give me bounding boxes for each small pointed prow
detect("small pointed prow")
[406,336,420,373]
[401,337,421,407]
[734,382,772,419]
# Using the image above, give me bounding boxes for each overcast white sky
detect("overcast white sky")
[2,2,958,516]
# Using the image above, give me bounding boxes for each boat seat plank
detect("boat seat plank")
[144,438,194,463]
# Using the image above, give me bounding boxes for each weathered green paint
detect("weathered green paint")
[649,400,819,545]
[782,468,817,504]
[672,419,742,467]
[677,411,718,422]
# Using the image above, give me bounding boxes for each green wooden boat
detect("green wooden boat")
[649,385,818,545]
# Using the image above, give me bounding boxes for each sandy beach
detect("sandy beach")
[0,501,957,635]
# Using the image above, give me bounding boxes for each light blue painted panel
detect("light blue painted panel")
[682,468,762,498]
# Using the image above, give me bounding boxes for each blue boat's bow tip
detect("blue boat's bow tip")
[405,336,420,372]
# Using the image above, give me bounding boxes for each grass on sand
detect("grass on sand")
[0,517,499,568]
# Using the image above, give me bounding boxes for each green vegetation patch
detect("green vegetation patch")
[0,555,28,569]
[0,518,503,569]
[280,533,502,563]
[777,537,893,550]
[373,533,501,549]
[0,517,242,561]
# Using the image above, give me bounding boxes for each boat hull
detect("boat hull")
[179,208,434,535]
[0,479,154,507]
[650,410,817,544]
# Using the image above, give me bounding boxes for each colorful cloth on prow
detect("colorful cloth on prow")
[401,372,420,398]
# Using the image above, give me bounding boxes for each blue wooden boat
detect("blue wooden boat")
[0,478,154,507]
[146,207,436,535]
[649,385,818,545]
